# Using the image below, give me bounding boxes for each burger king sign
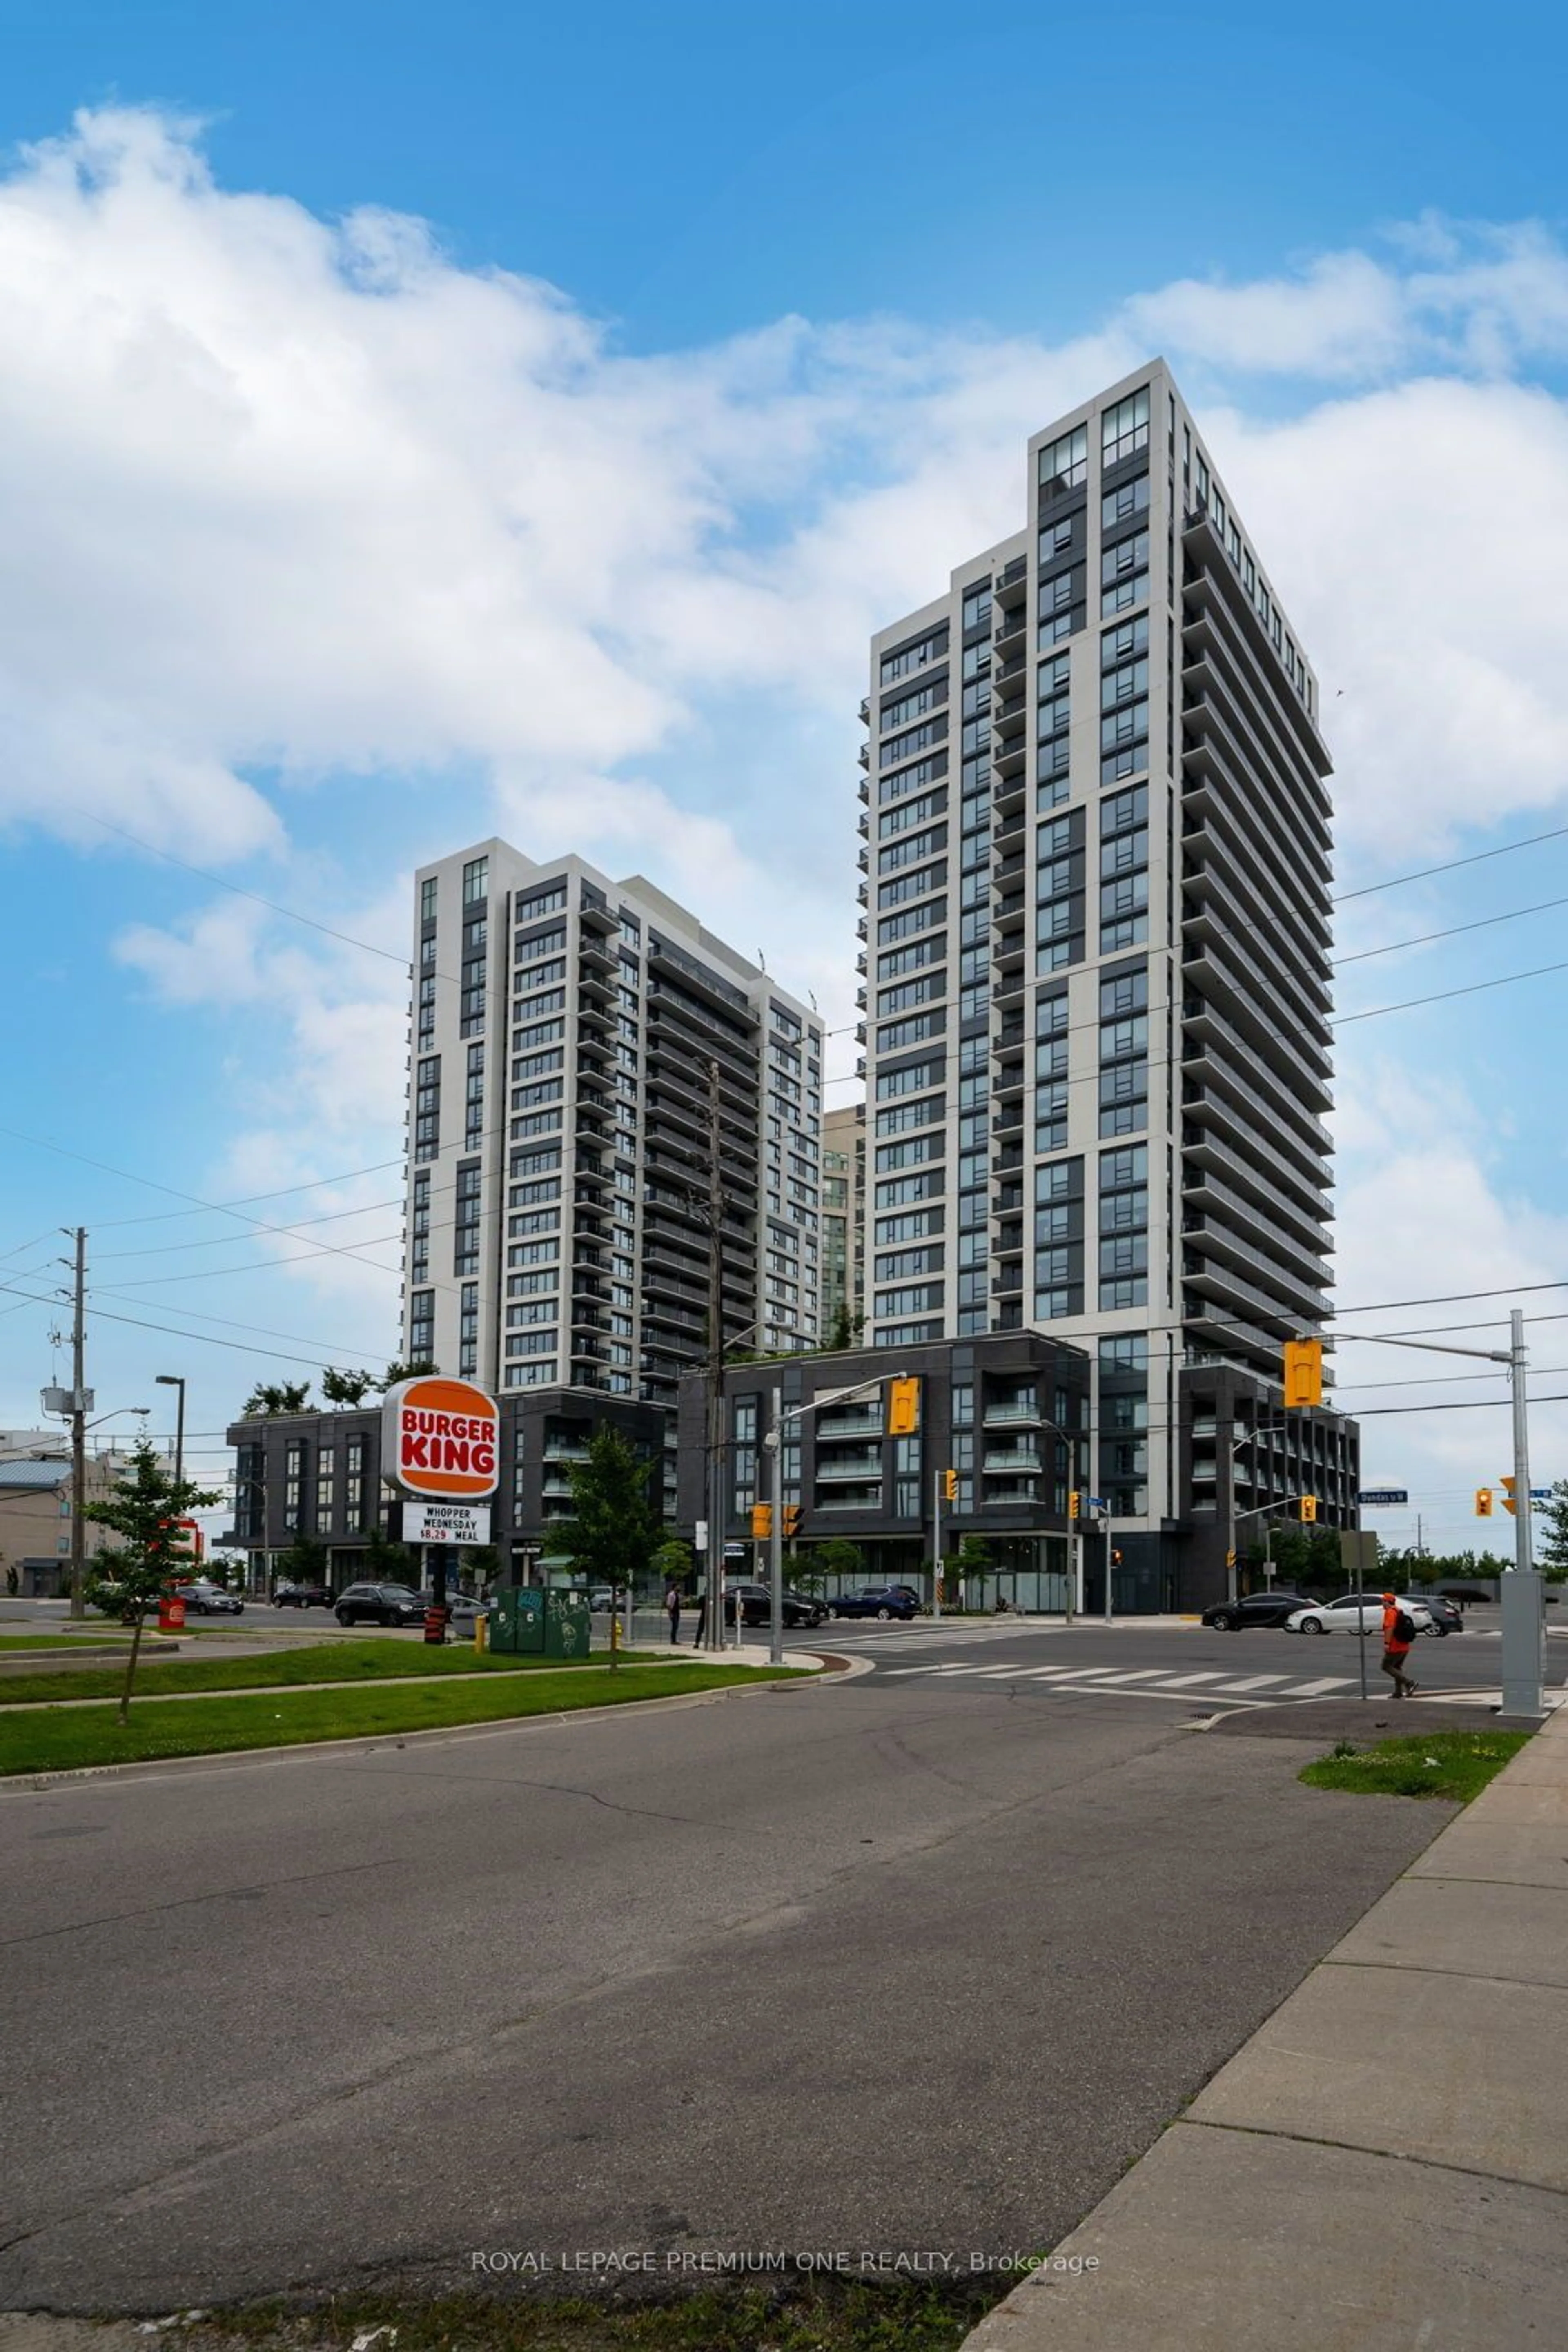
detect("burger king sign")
[383,1374,500,1500]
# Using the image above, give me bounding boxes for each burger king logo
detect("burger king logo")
[383,1375,500,1498]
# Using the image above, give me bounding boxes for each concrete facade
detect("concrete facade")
[858,361,1356,1595]
[404,842,823,1419]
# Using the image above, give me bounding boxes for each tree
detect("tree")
[275,1532,330,1590]
[825,1303,865,1352]
[808,1537,864,1597]
[949,1532,993,1608]
[321,1366,377,1408]
[380,1359,437,1389]
[1535,1479,1568,1583]
[463,1542,500,1591]
[362,1523,414,1583]
[83,1441,223,1722]
[240,1381,312,1417]
[652,1537,695,1592]
[554,1430,662,1598]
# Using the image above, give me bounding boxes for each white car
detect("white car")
[1286,1592,1433,1637]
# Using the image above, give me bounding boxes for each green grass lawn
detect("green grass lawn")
[198,2280,1000,2352]
[1301,1727,1529,1803]
[0,1635,626,1704]
[0,1657,793,1775]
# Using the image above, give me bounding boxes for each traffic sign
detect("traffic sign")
[1357,1488,1409,1506]
[1530,1487,1553,1504]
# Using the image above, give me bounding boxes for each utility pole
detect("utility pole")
[1502,1304,1545,1718]
[704,1058,728,1655]
[931,1466,943,1619]
[68,1227,87,1621]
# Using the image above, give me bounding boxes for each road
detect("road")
[0,1625,1455,2316]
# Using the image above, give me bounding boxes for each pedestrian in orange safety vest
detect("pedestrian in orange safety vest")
[1380,1590,1418,1699]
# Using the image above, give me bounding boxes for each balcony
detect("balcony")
[982,1402,1042,1428]
[982,1446,1041,1473]
[993,607,1026,655]
[993,555,1028,608]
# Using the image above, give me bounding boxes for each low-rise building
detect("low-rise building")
[678,1332,1092,1610]
[227,1388,665,1591]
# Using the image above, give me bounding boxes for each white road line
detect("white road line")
[1279,1677,1354,1697]
[1142,1671,1229,1689]
[1220,1675,1292,1692]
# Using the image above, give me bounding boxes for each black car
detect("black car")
[1202,1588,1320,1631]
[826,1586,920,1621]
[174,1580,245,1616]
[335,1581,425,1627]
[274,1581,331,1609]
[1416,1593,1463,1636]
[723,1581,829,1628]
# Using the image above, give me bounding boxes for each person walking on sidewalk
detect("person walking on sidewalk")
[1381,1590,1419,1699]
[665,1580,682,1646]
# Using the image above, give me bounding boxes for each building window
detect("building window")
[1038,423,1088,498]
[283,1442,303,1532]
[454,1158,482,1276]
[462,855,488,905]
[1102,388,1150,467]
[344,1436,365,1535]
[316,1450,335,1528]
[420,876,437,923]
[409,1288,436,1366]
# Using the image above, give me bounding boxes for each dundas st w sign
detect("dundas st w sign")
[382,1375,500,1543]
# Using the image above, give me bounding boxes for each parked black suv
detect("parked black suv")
[335,1582,425,1627]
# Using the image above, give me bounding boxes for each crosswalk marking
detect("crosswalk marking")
[1221,1674,1292,1692]
[1280,1676,1354,1697]
[1142,1671,1228,1688]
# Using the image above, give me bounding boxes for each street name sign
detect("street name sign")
[1357,1488,1409,1506]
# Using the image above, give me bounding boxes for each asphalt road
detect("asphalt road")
[0,1640,1451,2316]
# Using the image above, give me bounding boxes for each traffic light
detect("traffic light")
[1475,1488,1494,1518]
[1283,1338,1323,1409]
[886,1376,921,1435]
[1069,1490,1080,1522]
[1500,1477,1518,1517]
[1298,1494,1319,1523]
[782,1504,802,1537]
[750,1504,773,1539]
[942,1468,958,1503]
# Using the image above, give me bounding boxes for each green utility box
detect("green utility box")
[543,1589,592,1659]
[488,1587,546,1655]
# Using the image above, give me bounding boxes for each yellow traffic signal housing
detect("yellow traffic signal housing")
[1298,1494,1319,1524]
[1500,1477,1518,1517]
[750,1504,773,1539]
[1475,1488,1494,1517]
[886,1376,921,1435]
[782,1504,802,1537]
[1283,1338,1323,1410]
[942,1468,958,1503]
[1069,1490,1080,1522]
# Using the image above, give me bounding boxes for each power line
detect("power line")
[1333,820,1568,903]
[0,1276,384,1370]
[94,1196,405,1260]
[1335,955,1568,1027]
[1332,891,1568,968]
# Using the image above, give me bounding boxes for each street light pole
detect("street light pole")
[155,1374,186,1488]
[762,1373,897,1668]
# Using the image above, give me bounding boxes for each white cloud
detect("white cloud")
[11,107,1568,1460]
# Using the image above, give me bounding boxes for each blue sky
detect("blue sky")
[2,0,1568,1548]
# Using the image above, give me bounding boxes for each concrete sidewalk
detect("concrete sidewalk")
[964,1709,1568,2352]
